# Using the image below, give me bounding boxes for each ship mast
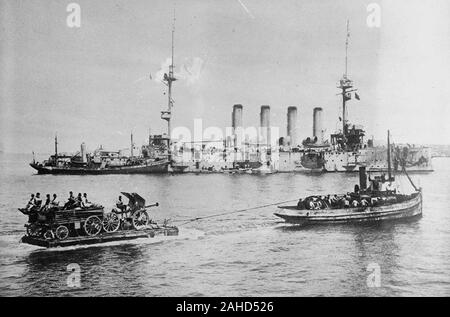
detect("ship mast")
[54,133,58,163]
[130,131,134,158]
[345,20,349,78]
[387,130,392,181]
[161,10,177,160]
[338,20,357,136]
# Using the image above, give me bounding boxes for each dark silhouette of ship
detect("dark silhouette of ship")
[30,14,186,175]
[30,135,172,175]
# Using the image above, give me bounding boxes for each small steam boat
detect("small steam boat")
[275,131,423,225]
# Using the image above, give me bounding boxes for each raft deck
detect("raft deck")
[21,226,179,248]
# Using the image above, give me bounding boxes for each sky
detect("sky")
[1,0,449,154]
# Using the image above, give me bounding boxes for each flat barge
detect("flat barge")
[20,192,178,248]
[21,226,178,248]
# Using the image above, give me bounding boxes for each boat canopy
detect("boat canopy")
[121,192,146,208]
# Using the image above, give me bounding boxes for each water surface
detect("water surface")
[0,153,449,296]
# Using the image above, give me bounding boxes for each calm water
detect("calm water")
[0,152,449,297]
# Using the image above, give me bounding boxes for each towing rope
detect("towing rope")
[174,198,299,226]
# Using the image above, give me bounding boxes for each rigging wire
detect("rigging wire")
[173,198,299,226]
[387,132,420,192]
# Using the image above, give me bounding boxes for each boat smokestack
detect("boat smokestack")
[80,142,87,163]
[232,104,243,131]
[359,166,367,190]
[313,107,324,142]
[287,106,298,147]
[232,104,243,147]
[260,105,271,147]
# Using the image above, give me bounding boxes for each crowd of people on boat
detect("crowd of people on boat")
[24,191,94,213]
[297,193,391,211]
[297,181,399,211]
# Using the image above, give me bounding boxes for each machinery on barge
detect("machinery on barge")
[19,192,178,248]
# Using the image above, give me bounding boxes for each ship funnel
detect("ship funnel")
[359,166,367,190]
[232,104,243,147]
[287,106,298,147]
[232,104,243,131]
[260,105,271,147]
[313,107,324,142]
[80,142,87,163]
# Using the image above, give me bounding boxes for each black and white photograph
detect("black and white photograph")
[0,0,449,300]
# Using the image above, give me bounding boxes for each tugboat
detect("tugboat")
[19,192,178,248]
[275,131,423,225]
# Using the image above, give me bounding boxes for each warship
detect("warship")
[30,21,432,175]
[169,22,432,174]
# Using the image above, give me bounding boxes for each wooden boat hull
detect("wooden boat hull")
[274,192,422,225]
[21,226,179,248]
[30,161,169,175]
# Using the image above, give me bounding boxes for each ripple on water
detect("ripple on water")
[1,155,450,296]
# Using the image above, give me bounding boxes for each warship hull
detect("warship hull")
[30,162,169,175]
[323,147,433,173]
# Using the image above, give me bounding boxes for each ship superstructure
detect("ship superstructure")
[320,21,432,173]
[30,19,432,175]
[168,21,432,174]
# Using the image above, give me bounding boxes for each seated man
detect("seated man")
[326,195,333,207]
[329,195,338,207]
[34,193,42,210]
[116,195,127,213]
[26,194,35,212]
[64,191,76,209]
[361,199,369,207]
[51,194,59,208]
[343,199,350,208]
[296,198,304,210]
[313,201,321,210]
[386,182,396,194]
[305,199,315,210]
[81,193,92,208]
[74,193,83,208]
[41,194,51,213]
[370,197,379,206]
